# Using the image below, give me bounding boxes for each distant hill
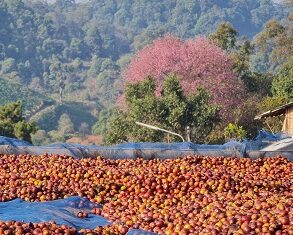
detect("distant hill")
[30,101,97,132]
[0,0,289,143]
[0,78,54,117]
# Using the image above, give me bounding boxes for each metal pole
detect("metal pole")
[135,121,185,142]
[186,126,191,142]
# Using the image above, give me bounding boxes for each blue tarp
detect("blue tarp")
[0,197,109,229]
[0,136,32,147]
[0,196,157,234]
[255,129,289,141]
[0,130,291,159]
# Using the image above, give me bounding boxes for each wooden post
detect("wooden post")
[264,118,273,133]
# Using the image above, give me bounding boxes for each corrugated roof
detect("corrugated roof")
[255,102,293,120]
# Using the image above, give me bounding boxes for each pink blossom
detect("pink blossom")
[121,35,245,122]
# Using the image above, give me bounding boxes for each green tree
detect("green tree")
[0,101,36,142]
[0,120,14,138]
[209,22,238,51]
[224,123,247,141]
[186,88,220,142]
[92,108,114,136]
[243,72,274,96]
[84,25,102,55]
[58,113,74,136]
[78,122,90,136]
[209,24,270,139]
[104,109,130,145]
[231,40,253,77]
[0,1,11,45]
[0,100,23,122]
[230,40,264,93]
[14,120,36,141]
[1,58,17,74]
[68,38,88,59]
[31,129,51,146]
[104,75,219,144]
[255,14,293,68]
[210,23,272,95]
[160,74,187,134]
[132,28,165,51]
[124,76,164,142]
[271,57,293,99]
[47,113,74,142]
[48,129,65,143]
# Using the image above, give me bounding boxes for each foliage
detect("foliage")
[44,113,75,143]
[14,120,36,142]
[209,24,272,96]
[124,35,244,124]
[254,11,293,70]
[31,129,51,146]
[230,41,253,81]
[78,122,90,137]
[205,94,264,143]
[257,96,290,133]
[92,108,114,136]
[253,53,293,135]
[1,58,17,74]
[0,0,285,104]
[224,123,247,141]
[33,113,76,144]
[104,109,130,145]
[235,96,264,139]
[105,75,219,144]
[209,22,238,51]
[244,72,274,96]
[58,113,74,136]
[271,57,293,99]
[0,77,53,116]
[0,101,36,142]
[207,23,278,139]
[0,0,289,142]
[204,125,226,145]
[48,130,66,143]
[255,52,293,135]
[30,102,97,132]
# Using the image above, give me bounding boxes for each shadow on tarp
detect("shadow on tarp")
[0,196,158,234]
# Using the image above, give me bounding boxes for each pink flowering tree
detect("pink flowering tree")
[122,35,245,123]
